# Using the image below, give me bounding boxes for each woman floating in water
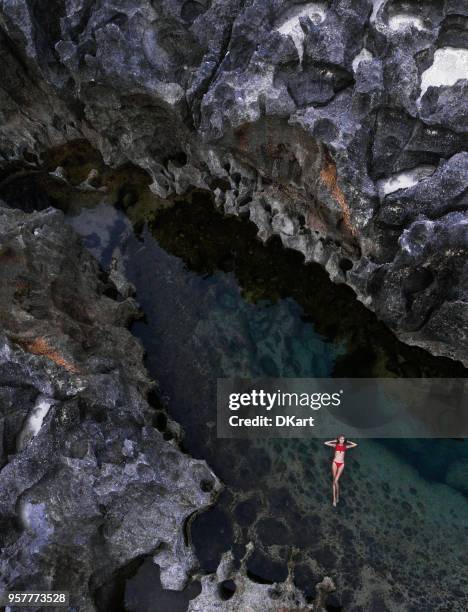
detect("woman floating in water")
[324,435,358,506]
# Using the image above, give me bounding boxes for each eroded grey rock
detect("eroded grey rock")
[0,204,221,610]
[0,0,466,364]
[0,0,466,365]
[188,549,335,611]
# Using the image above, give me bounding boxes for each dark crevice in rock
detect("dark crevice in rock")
[189,0,247,127]
[426,200,468,221]
[369,107,467,180]
[26,0,65,66]
[92,554,147,612]
[246,569,275,585]
[183,511,197,547]
[277,61,354,108]
[66,0,95,44]
[0,24,34,82]
[218,578,236,600]
[437,14,468,48]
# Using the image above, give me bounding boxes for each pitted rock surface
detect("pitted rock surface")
[0,204,221,611]
[0,0,467,364]
[188,550,335,611]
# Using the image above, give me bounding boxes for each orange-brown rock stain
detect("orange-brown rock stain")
[20,336,81,373]
[319,152,356,237]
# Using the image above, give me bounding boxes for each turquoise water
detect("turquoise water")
[67,201,468,610]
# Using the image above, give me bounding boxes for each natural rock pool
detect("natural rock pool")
[1,0,467,607]
[66,195,468,611]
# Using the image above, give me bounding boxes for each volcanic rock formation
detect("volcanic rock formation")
[0,204,222,610]
[0,0,466,364]
[188,549,335,611]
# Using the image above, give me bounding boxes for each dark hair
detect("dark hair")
[337,434,346,443]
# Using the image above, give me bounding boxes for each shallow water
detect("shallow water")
[66,198,468,610]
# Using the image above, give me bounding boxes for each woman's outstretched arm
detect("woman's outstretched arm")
[324,440,337,447]
[346,441,358,448]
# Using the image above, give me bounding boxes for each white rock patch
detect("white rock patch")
[276,3,327,62]
[378,165,436,197]
[420,47,468,97]
[17,396,53,450]
[370,0,387,23]
[19,500,54,547]
[388,14,425,31]
[352,48,373,71]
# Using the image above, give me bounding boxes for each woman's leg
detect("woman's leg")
[331,462,338,506]
[334,464,345,502]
